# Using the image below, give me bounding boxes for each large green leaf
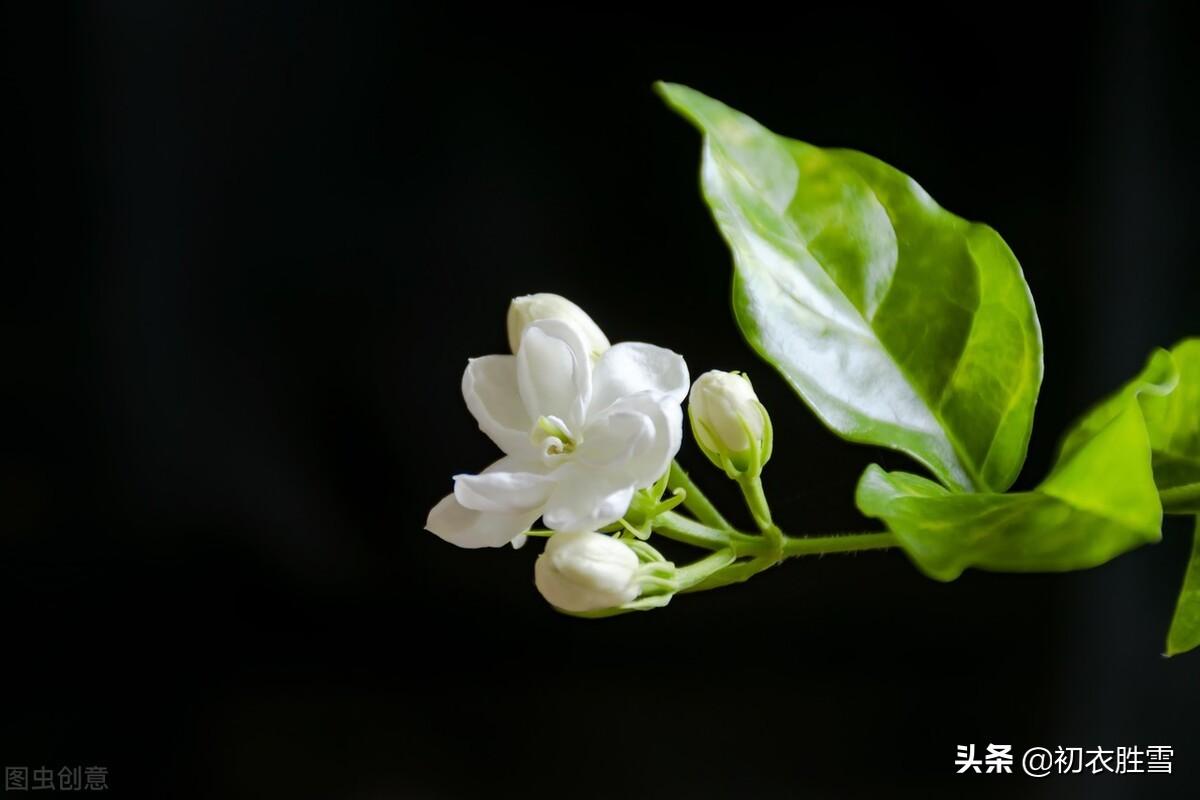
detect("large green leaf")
[1142,339,1200,514]
[1167,519,1200,656]
[659,82,1042,492]
[855,350,1176,580]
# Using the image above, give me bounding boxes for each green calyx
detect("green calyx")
[619,470,687,539]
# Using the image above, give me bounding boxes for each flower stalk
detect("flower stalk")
[667,461,732,531]
[653,511,894,561]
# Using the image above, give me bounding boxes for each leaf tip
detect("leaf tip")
[651,80,684,102]
[652,81,717,133]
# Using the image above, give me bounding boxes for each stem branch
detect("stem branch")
[668,461,732,531]
[654,512,895,560]
[654,511,743,551]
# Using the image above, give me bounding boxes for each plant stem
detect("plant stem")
[781,532,898,556]
[736,474,773,532]
[668,461,732,530]
[654,512,895,559]
[654,511,739,551]
[650,503,898,598]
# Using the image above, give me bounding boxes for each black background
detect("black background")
[5,4,1200,798]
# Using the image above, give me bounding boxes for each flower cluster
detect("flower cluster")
[426,293,777,614]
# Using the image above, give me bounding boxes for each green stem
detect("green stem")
[654,511,763,554]
[650,510,898,598]
[782,532,898,556]
[654,512,894,559]
[681,531,896,594]
[736,474,773,532]
[668,461,732,530]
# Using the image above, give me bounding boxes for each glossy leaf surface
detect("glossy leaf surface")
[855,350,1175,580]
[659,82,1042,492]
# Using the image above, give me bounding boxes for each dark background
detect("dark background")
[5,3,1199,798]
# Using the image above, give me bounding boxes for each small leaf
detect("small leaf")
[855,350,1175,580]
[1141,339,1200,513]
[1167,518,1200,656]
[658,82,1042,492]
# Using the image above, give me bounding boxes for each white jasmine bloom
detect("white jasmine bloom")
[426,318,688,548]
[506,293,611,359]
[689,370,772,476]
[534,531,641,612]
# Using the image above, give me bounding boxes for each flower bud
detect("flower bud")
[507,293,610,358]
[534,531,640,612]
[688,370,773,478]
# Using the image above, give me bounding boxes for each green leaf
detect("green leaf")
[1167,518,1200,656]
[855,350,1176,580]
[1144,338,1200,656]
[1142,339,1200,513]
[658,82,1042,492]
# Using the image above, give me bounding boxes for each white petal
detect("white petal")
[536,556,616,612]
[454,466,554,513]
[589,342,689,415]
[656,402,684,482]
[462,355,533,456]
[507,293,611,358]
[425,493,540,549]
[534,531,640,612]
[689,370,765,454]
[582,392,683,489]
[540,465,636,531]
[574,408,655,471]
[516,320,591,430]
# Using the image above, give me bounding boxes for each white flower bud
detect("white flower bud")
[507,293,610,358]
[534,531,640,612]
[688,370,772,477]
